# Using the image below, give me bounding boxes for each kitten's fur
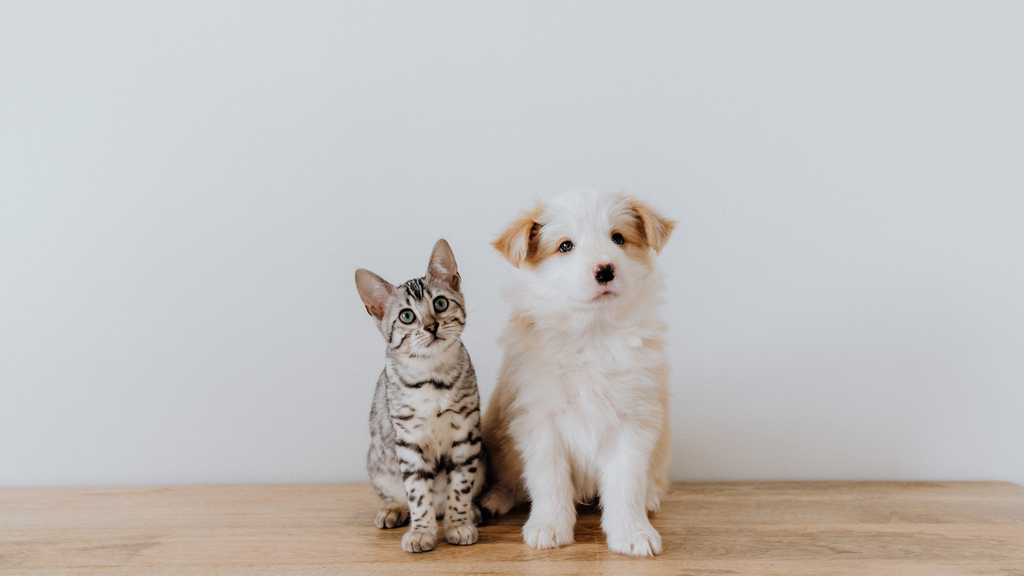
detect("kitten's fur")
[355,239,486,553]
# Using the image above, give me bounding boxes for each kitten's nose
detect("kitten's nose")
[424,322,439,335]
[595,264,615,284]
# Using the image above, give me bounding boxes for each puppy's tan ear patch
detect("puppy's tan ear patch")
[492,203,545,268]
[354,269,394,319]
[625,196,676,254]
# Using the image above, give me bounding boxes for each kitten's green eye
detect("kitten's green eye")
[433,296,448,312]
[399,309,415,324]
[611,233,624,245]
[559,240,574,253]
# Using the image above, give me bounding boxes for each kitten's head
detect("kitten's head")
[355,239,466,356]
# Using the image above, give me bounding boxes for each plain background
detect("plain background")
[2,2,1022,489]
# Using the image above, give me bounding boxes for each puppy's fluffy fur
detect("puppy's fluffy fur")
[482,190,675,557]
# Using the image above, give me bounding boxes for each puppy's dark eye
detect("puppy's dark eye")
[611,233,624,245]
[433,296,448,312]
[399,309,415,324]
[559,240,574,253]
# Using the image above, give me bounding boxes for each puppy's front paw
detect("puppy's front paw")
[402,529,436,553]
[646,479,667,513]
[523,518,574,550]
[605,524,662,557]
[480,485,516,516]
[645,491,662,513]
[445,524,478,546]
[374,503,409,529]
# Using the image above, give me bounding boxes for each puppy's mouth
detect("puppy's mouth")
[590,288,619,302]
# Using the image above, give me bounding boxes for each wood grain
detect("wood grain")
[1,482,1022,575]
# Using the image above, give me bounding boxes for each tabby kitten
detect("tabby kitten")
[355,239,486,553]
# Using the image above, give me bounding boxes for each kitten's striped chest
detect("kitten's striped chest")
[385,349,477,447]
[398,387,462,438]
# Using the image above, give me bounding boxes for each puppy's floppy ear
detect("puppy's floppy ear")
[625,195,676,254]
[355,269,394,319]
[427,238,460,291]
[492,203,545,268]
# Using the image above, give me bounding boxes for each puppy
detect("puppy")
[481,190,675,557]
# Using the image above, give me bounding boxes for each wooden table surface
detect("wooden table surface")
[1,482,1022,575]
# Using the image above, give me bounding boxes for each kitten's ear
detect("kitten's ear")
[355,269,394,319]
[492,202,545,268]
[427,239,460,292]
[624,195,675,254]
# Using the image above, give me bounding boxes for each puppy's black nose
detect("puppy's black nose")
[424,322,439,335]
[595,264,615,284]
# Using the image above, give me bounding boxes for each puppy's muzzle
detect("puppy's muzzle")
[594,264,615,284]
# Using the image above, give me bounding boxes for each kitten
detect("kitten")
[355,239,486,553]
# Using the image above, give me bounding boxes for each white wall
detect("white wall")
[2,2,1022,488]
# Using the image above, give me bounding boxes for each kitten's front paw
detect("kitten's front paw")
[469,504,483,526]
[445,524,478,546]
[523,518,574,550]
[605,524,662,557]
[402,529,436,553]
[374,503,409,529]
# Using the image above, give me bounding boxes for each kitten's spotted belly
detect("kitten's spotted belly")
[400,390,472,518]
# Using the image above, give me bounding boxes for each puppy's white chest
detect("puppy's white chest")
[539,335,654,422]
[548,363,618,419]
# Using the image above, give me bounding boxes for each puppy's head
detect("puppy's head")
[493,191,674,308]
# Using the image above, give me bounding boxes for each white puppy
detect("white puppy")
[481,190,675,557]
